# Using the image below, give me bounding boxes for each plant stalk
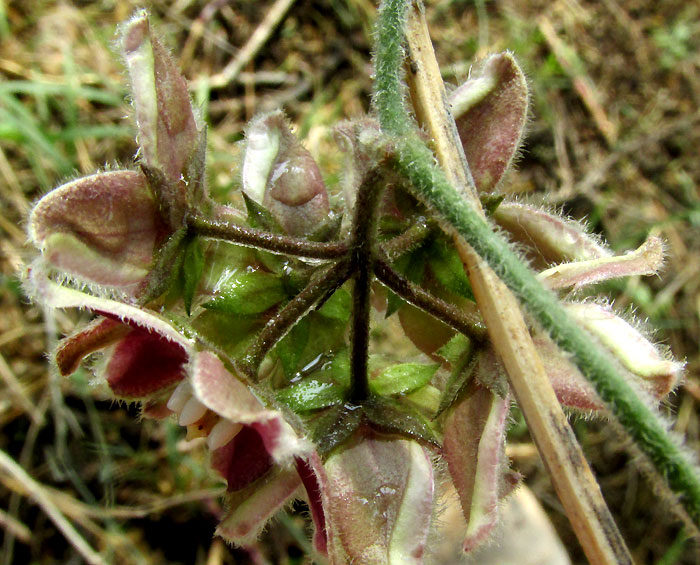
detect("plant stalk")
[379,1,634,562]
[189,212,349,260]
[348,169,385,404]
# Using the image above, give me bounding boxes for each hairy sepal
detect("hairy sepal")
[29,171,165,296]
[242,110,330,236]
[450,53,529,193]
[442,382,513,553]
[539,235,664,290]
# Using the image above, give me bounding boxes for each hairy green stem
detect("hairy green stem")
[375,0,700,525]
[380,218,433,262]
[189,212,349,260]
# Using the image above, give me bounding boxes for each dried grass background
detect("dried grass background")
[0,0,699,563]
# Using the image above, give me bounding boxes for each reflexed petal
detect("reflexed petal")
[55,317,130,376]
[567,302,683,396]
[103,327,188,398]
[450,53,528,193]
[27,267,193,398]
[309,434,434,564]
[242,111,329,236]
[216,467,301,545]
[29,171,164,294]
[26,266,192,347]
[443,382,512,552]
[121,10,199,182]
[539,236,664,290]
[494,202,610,266]
[191,351,311,463]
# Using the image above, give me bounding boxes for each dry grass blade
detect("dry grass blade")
[403,5,631,564]
[0,448,105,565]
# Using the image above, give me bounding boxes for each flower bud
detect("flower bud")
[121,10,199,183]
[494,202,610,266]
[567,302,683,397]
[308,433,434,564]
[29,170,166,295]
[450,53,529,193]
[242,111,329,236]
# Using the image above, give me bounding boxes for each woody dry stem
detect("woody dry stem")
[374,0,700,529]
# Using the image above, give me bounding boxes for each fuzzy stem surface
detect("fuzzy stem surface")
[375,0,700,540]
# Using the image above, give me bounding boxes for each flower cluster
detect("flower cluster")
[25,11,682,562]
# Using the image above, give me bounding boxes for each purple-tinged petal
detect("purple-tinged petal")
[26,265,193,348]
[121,11,199,182]
[494,202,610,266]
[443,382,512,552]
[539,236,664,290]
[311,433,434,564]
[191,351,311,463]
[242,111,329,236]
[216,467,301,546]
[211,426,274,491]
[29,171,165,294]
[102,327,188,398]
[55,317,130,376]
[450,53,528,193]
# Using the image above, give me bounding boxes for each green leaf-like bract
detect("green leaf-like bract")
[182,236,204,315]
[370,363,438,397]
[204,270,286,315]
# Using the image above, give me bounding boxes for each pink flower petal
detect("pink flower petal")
[450,53,528,193]
[443,382,511,552]
[311,433,434,563]
[191,351,311,464]
[29,170,165,294]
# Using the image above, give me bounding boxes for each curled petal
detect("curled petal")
[56,317,130,376]
[539,236,664,290]
[25,265,192,348]
[121,10,199,182]
[307,433,434,564]
[101,327,188,398]
[242,111,329,236]
[443,381,512,552]
[567,302,683,395]
[29,171,164,295]
[494,202,610,266]
[216,467,301,546]
[191,350,311,464]
[450,53,529,193]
